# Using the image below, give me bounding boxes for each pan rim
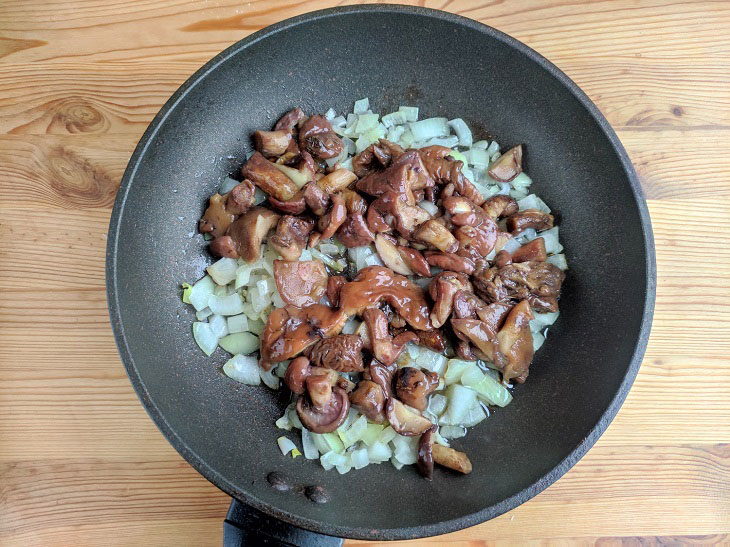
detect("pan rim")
[106,4,656,540]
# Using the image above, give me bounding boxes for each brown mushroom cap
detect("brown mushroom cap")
[417,426,436,480]
[296,386,350,434]
[226,207,280,263]
[385,399,433,436]
[368,360,395,400]
[488,144,523,182]
[393,367,439,411]
[284,356,311,394]
[349,380,386,423]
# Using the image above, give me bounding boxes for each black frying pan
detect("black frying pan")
[106,5,655,544]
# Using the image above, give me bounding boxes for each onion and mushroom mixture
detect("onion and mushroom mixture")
[182,99,567,478]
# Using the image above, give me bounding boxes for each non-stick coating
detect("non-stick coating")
[107,5,655,541]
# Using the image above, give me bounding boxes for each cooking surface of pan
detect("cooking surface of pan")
[106,5,655,540]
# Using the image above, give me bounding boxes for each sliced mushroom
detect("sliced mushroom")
[299,115,344,160]
[317,168,357,194]
[494,249,512,268]
[488,145,523,182]
[511,237,547,262]
[273,259,327,307]
[506,209,554,235]
[326,275,347,307]
[393,367,439,411]
[416,329,447,352]
[199,193,235,238]
[397,246,431,277]
[254,129,292,157]
[274,107,305,132]
[413,220,458,253]
[417,427,472,480]
[496,300,534,383]
[429,275,459,328]
[269,215,314,261]
[450,318,498,362]
[296,384,350,434]
[417,146,485,206]
[361,307,418,366]
[374,234,413,275]
[336,213,375,248]
[241,151,300,202]
[349,380,386,423]
[341,188,368,215]
[366,359,395,399]
[386,399,433,436]
[493,231,514,253]
[226,180,256,215]
[209,235,238,258]
[284,356,312,394]
[452,289,485,319]
[318,193,347,240]
[425,251,475,275]
[267,192,306,215]
[226,207,280,263]
[482,194,519,219]
[259,304,347,368]
[303,182,330,216]
[338,266,431,330]
[308,334,365,372]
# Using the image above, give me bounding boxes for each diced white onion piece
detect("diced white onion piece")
[273,361,290,378]
[234,266,251,289]
[415,349,448,376]
[247,318,265,335]
[350,448,370,469]
[392,434,418,465]
[441,384,477,425]
[486,141,500,156]
[510,188,529,200]
[501,237,522,255]
[318,243,340,255]
[472,140,489,150]
[260,365,280,389]
[381,111,408,127]
[386,124,406,143]
[289,406,304,429]
[341,317,360,335]
[218,176,239,195]
[277,436,297,456]
[539,226,563,254]
[336,463,352,474]
[530,310,560,333]
[377,426,398,445]
[415,200,438,217]
[301,428,319,460]
[320,451,347,470]
[208,314,229,338]
[428,393,448,416]
[448,118,473,147]
[226,313,249,334]
[533,331,546,352]
[272,290,286,309]
[253,187,267,205]
[517,193,551,213]
[465,148,490,169]
[510,172,533,189]
[324,107,337,120]
[192,322,218,356]
[208,293,245,316]
[547,253,568,270]
[218,332,258,355]
[460,402,487,427]
[418,135,459,148]
[275,413,292,430]
[497,182,511,195]
[355,113,379,134]
[353,97,370,114]
[309,249,344,272]
[443,359,473,385]
[439,425,467,439]
[189,275,215,312]
[391,456,404,470]
[409,117,449,141]
[213,284,228,297]
[367,441,392,463]
[195,307,213,321]
[470,373,513,407]
[518,228,538,243]
[398,106,419,122]
[223,354,260,385]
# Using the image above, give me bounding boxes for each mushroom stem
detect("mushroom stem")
[432,444,472,474]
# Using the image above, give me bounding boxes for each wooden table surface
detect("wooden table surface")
[1,1,729,545]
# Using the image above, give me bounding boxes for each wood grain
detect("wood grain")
[1,0,729,545]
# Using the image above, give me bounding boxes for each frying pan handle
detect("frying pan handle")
[223,499,344,547]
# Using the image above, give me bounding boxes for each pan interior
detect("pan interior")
[108,6,652,540]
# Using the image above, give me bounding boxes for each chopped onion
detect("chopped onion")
[486,141,500,156]
[439,425,467,439]
[208,293,245,316]
[381,111,408,127]
[533,331,546,352]
[341,317,360,335]
[448,118,473,147]
[310,249,345,272]
[386,124,406,143]
[247,318,265,335]
[336,462,352,474]
[259,364,280,389]
[415,349,448,376]
[391,456,404,470]
[324,107,337,120]
[320,450,347,471]
[275,413,292,430]
[465,148,490,169]
[428,393,448,416]
[547,253,568,270]
[367,441,392,463]
[223,354,260,385]
[510,172,533,189]
[192,322,218,356]
[318,243,340,255]
[530,310,560,333]
[497,182,511,195]
[218,332,258,355]
[443,359,473,385]
[218,176,239,195]
[391,434,418,465]
[226,313,249,334]
[301,428,319,460]
[501,237,522,255]
[350,447,370,470]
[195,307,213,321]
[188,275,215,312]
[353,97,370,114]
[471,140,489,150]
[277,436,297,456]
[253,187,267,205]
[398,106,419,122]
[517,194,551,213]
[208,314,228,338]
[409,117,449,141]
[460,402,487,427]
[441,384,477,425]
[377,426,397,445]
[539,226,563,254]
